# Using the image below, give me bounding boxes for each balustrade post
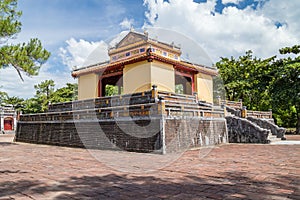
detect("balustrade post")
[152,85,158,103]
[269,109,272,119]
[238,99,243,109]
[193,92,198,102]
[241,106,247,118]
[158,96,166,115]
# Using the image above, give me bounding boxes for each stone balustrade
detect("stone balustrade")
[226,115,270,143]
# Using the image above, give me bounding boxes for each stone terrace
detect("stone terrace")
[0,134,299,199]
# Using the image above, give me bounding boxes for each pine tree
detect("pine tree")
[0,0,50,81]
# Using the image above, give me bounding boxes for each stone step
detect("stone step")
[268,135,281,143]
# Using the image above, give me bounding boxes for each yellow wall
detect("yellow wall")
[150,60,175,93]
[78,73,99,100]
[123,61,152,94]
[76,60,214,103]
[195,73,213,103]
[123,60,175,94]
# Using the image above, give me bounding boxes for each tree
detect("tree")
[51,83,78,103]
[0,91,8,104]
[34,79,55,112]
[21,82,77,114]
[105,84,119,96]
[0,0,50,80]
[3,95,24,110]
[1,80,78,114]
[216,46,300,132]
[270,45,300,134]
[22,98,41,114]
[215,50,275,111]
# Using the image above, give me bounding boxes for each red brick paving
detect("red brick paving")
[0,134,299,199]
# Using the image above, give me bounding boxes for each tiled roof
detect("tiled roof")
[72,52,218,77]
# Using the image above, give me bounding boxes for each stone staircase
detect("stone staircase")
[224,105,286,143]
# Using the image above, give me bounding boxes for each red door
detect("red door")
[4,118,13,131]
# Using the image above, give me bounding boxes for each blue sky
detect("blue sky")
[17,0,147,72]
[1,0,299,99]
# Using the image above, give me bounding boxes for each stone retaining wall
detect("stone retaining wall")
[226,116,270,143]
[165,118,227,153]
[16,90,228,154]
[16,118,162,153]
[16,116,228,154]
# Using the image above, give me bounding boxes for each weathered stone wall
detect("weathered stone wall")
[226,116,270,143]
[16,118,163,153]
[247,116,286,139]
[164,117,227,153]
[16,116,228,154]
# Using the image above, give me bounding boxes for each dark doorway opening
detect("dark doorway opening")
[175,74,193,95]
[101,75,123,97]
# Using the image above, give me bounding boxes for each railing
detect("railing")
[221,98,273,119]
[157,91,197,103]
[20,103,161,122]
[220,100,242,109]
[247,110,272,119]
[20,86,225,121]
[48,90,154,112]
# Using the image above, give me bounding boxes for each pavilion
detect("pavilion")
[72,30,218,103]
[15,30,228,154]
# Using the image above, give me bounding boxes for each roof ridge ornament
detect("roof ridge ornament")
[144,29,149,39]
[130,26,134,32]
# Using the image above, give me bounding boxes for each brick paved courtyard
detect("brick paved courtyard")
[0,134,299,200]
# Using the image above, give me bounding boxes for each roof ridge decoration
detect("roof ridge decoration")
[115,31,147,49]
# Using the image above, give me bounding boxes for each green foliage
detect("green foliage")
[175,84,183,94]
[0,91,8,104]
[0,0,50,80]
[51,83,78,103]
[270,45,300,133]
[33,80,55,112]
[216,45,300,132]
[273,106,297,128]
[3,95,24,110]
[105,84,119,96]
[22,98,41,114]
[2,80,78,114]
[0,0,22,38]
[216,50,275,111]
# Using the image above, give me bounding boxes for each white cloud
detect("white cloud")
[120,18,135,30]
[0,36,112,99]
[143,0,300,62]
[222,0,242,4]
[59,38,109,69]
[0,65,75,99]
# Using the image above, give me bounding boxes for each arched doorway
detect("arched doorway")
[4,117,13,131]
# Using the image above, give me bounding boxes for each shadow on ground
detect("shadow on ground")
[0,142,17,146]
[0,171,299,199]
